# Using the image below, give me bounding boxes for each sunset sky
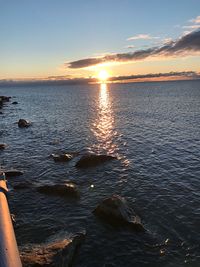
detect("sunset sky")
[1,0,200,81]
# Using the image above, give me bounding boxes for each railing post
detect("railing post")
[0,172,22,267]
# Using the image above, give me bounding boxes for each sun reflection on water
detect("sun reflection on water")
[89,83,130,167]
[90,83,118,155]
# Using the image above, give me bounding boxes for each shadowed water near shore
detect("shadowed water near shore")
[0,80,200,266]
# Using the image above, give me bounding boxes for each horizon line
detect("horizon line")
[0,71,200,87]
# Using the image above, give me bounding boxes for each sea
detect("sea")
[0,80,200,267]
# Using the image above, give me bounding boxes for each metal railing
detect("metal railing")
[0,172,22,267]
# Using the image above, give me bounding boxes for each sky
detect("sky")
[1,0,200,81]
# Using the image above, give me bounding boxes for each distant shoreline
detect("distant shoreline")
[0,77,199,88]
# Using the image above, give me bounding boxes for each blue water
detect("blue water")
[0,80,200,267]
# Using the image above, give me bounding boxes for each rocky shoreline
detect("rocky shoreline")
[0,95,149,267]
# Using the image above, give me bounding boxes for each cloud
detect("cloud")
[183,25,200,30]
[162,38,173,44]
[110,71,200,82]
[67,30,200,69]
[189,15,200,24]
[127,34,159,41]
[125,45,135,49]
[183,15,200,32]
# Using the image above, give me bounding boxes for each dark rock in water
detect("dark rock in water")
[0,143,8,150]
[4,169,24,177]
[93,195,144,231]
[18,119,31,128]
[0,96,11,102]
[0,96,11,109]
[51,153,73,162]
[75,154,116,168]
[12,101,18,105]
[21,232,85,267]
[13,181,32,190]
[37,182,80,198]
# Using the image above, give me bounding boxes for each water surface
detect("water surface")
[0,80,200,267]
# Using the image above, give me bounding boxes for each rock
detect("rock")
[0,143,8,150]
[0,96,11,109]
[37,182,80,198]
[93,195,145,231]
[18,119,31,128]
[51,153,73,162]
[0,96,11,102]
[4,169,24,177]
[21,232,85,267]
[75,154,116,168]
[12,101,18,104]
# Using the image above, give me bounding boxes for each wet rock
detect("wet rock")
[75,154,116,168]
[37,182,80,198]
[0,143,8,150]
[0,96,11,102]
[18,119,31,128]
[21,232,85,267]
[93,195,144,231]
[12,101,18,105]
[51,153,73,162]
[0,96,11,109]
[4,169,24,177]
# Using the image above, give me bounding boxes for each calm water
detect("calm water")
[0,80,200,267]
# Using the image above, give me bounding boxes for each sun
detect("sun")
[98,70,109,82]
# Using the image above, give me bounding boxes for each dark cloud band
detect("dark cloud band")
[67,30,200,68]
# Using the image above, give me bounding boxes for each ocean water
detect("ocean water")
[0,80,200,267]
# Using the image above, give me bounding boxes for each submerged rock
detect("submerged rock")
[37,182,80,198]
[75,154,116,168]
[51,153,73,162]
[13,181,32,190]
[4,169,24,177]
[93,195,144,231]
[21,232,85,267]
[0,143,8,150]
[18,119,31,128]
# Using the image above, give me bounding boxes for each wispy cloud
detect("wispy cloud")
[127,34,160,41]
[182,15,200,32]
[183,25,200,30]
[67,30,200,69]
[189,15,200,24]
[125,45,135,49]
[162,38,173,44]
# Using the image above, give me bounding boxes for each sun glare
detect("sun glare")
[98,70,109,82]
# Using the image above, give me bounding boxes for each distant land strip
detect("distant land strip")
[0,71,199,87]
